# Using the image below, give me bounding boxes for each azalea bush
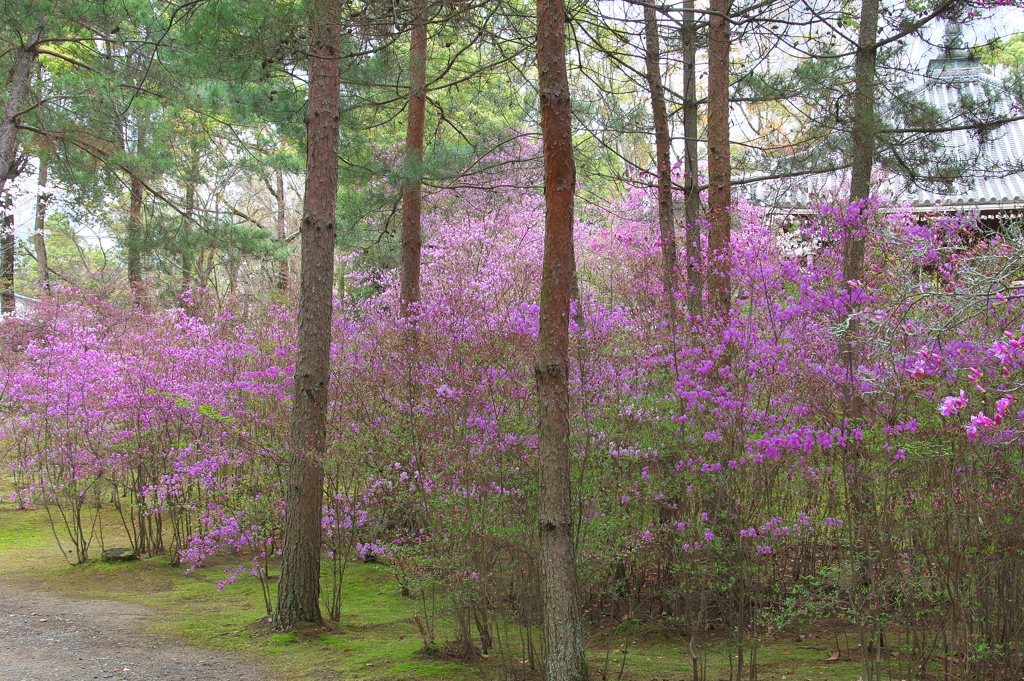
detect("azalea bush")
[4,179,1024,677]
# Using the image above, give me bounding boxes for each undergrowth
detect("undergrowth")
[0,502,867,681]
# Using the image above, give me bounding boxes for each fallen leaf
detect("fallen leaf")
[781,649,790,655]
[827,649,841,662]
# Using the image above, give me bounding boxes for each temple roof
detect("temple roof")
[744,22,1024,213]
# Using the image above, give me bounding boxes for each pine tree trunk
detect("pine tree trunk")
[127,173,146,308]
[0,214,12,315]
[842,0,879,426]
[182,139,200,301]
[0,28,42,315]
[706,0,731,319]
[276,0,341,631]
[536,0,586,679]
[182,182,194,301]
[34,153,49,288]
[843,0,880,579]
[275,167,289,292]
[681,0,702,316]
[0,28,41,198]
[400,0,428,315]
[847,0,878,277]
[643,5,679,337]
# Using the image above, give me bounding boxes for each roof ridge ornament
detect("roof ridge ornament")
[928,20,980,75]
[945,21,969,59]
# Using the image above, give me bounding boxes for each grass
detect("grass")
[0,500,871,680]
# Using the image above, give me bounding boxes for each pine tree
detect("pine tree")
[276,0,342,630]
[535,0,587,678]
[706,0,732,320]
[0,26,43,313]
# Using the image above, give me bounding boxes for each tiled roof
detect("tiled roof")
[743,57,1024,212]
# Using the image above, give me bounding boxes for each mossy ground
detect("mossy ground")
[0,502,870,680]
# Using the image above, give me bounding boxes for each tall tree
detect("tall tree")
[127,171,146,306]
[33,151,49,287]
[0,26,43,313]
[272,166,289,291]
[0,212,11,314]
[104,20,162,308]
[180,131,201,300]
[0,26,41,196]
[847,0,880,208]
[276,0,342,630]
[400,0,428,314]
[706,0,732,319]
[681,0,702,317]
[535,0,586,679]
[840,0,881,593]
[841,0,880,420]
[642,5,679,341]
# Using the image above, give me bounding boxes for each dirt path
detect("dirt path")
[0,583,272,681]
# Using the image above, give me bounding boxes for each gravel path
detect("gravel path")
[0,585,271,681]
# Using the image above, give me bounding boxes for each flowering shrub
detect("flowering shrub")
[5,181,1024,677]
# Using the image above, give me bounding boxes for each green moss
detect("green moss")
[0,507,58,550]
[0,501,871,681]
[270,632,297,646]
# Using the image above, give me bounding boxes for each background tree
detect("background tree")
[332,1,539,283]
[32,146,49,287]
[681,0,702,317]
[706,0,732,320]
[400,0,428,314]
[0,25,43,313]
[642,3,679,345]
[843,0,881,394]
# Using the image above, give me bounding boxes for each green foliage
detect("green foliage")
[980,35,1024,69]
[18,212,121,294]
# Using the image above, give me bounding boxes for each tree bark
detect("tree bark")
[114,72,149,309]
[275,167,289,292]
[127,172,146,308]
[643,5,679,338]
[276,0,341,631]
[182,136,201,302]
[847,0,879,243]
[182,180,195,301]
[681,0,702,316]
[0,28,42,315]
[400,0,427,315]
[535,1,586,679]
[0,27,41,199]
[842,0,880,555]
[706,0,731,319]
[842,0,879,410]
[0,214,12,315]
[34,153,49,288]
